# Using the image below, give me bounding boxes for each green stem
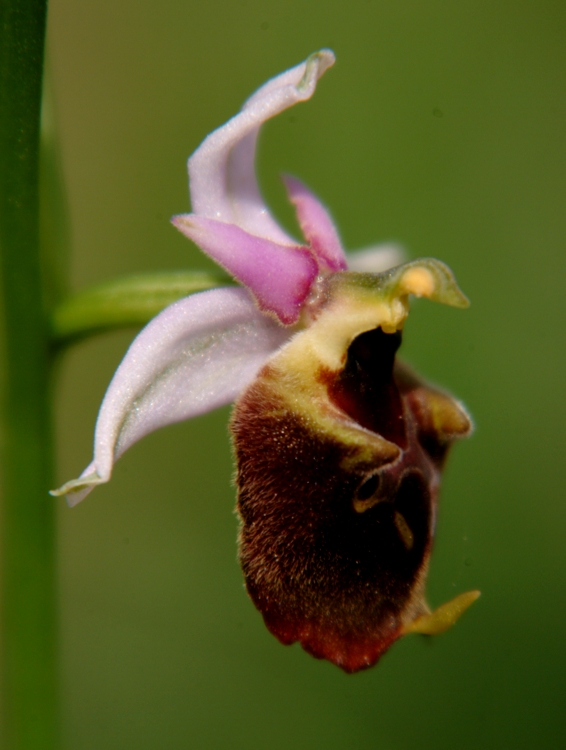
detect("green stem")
[51,270,232,346]
[0,1,58,749]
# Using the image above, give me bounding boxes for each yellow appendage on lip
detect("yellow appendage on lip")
[402,590,481,636]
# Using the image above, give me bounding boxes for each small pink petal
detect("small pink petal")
[283,175,347,272]
[173,214,318,325]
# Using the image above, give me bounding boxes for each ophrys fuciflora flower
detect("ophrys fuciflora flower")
[53,51,479,673]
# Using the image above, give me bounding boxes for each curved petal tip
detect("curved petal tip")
[188,51,336,243]
[50,468,105,507]
[296,49,336,96]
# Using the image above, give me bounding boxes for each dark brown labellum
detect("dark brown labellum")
[232,326,471,673]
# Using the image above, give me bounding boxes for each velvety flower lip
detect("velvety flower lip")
[51,50,403,504]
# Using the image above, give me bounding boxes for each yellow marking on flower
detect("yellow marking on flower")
[400,266,436,298]
[353,496,380,514]
[263,359,401,470]
[402,590,481,635]
[290,292,408,373]
[394,510,414,549]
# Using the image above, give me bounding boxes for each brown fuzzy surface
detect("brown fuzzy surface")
[232,328,469,672]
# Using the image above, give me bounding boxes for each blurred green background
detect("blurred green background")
[47,0,566,748]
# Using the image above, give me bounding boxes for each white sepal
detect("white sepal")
[346,243,405,273]
[52,288,289,505]
[188,50,335,244]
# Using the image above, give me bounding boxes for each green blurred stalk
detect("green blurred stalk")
[0,0,59,748]
[51,270,232,345]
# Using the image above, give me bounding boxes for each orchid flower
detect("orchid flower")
[53,51,479,673]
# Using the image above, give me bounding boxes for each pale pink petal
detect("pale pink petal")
[188,50,335,243]
[172,214,318,325]
[346,243,405,273]
[282,175,347,272]
[51,288,289,505]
